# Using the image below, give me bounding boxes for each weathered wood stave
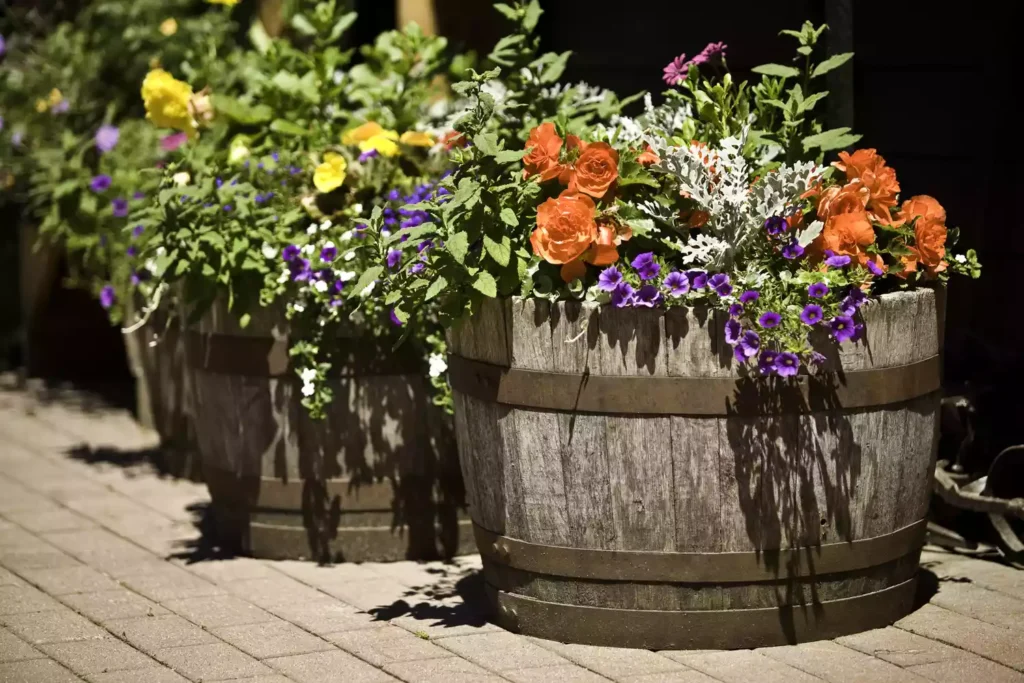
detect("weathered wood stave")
[448,289,940,649]
[188,299,472,562]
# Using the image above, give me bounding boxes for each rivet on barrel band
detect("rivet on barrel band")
[447,354,940,416]
[474,520,926,584]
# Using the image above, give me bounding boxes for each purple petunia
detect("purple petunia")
[830,315,857,342]
[866,260,884,276]
[847,287,868,307]
[390,309,403,326]
[282,244,301,261]
[631,252,661,281]
[386,249,402,269]
[290,258,312,282]
[838,298,856,317]
[126,245,138,257]
[663,270,689,297]
[709,273,732,297]
[808,282,829,299]
[634,284,663,308]
[0,34,6,58]
[739,290,760,305]
[410,262,425,274]
[775,352,800,377]
[728,303,744,317]
[223,204,233,212]
[782,241,805,260]
[95,124,119,153]
[687,270,708,290]
[758,311,781,329]
[90,175,112,192]
[320,245,337,262]
[99,285,116,309]
[132,191,145,201]
[610,282,635,308]
[132,225,144,238]
[824,250,852,268]
[359,149,379,163]
[733,345,748,363]
[724,319,742,345]
[810,351,827,366]
[740,330,761,358]
[758,350,778,375]
[598,266,623,292]
[800,304,824,326]
[161,132,188,152]
[112,198,129,218]
[764,216,789,236]
[51,99,69,114]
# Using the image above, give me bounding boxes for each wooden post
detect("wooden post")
[397,0,437,34]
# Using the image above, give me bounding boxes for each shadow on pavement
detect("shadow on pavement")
[367,564,492,631]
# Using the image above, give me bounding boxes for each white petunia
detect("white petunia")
[302,244,315,255]
[313,280,329,293]
[172,172,191,187]
[301,382,316,397]
[428,353,447,378]
[351,204,363,214]
[955,254,967,263]
[307,224,318,235]
[292,303,305,312]
[337,270,356,282]
[299,367,317,383]
[320,219,332,231]
[340,230,353,242]
[360,280,376,297]
[344,251,356,262]
[278,270,289,283]
[261,243,278,259]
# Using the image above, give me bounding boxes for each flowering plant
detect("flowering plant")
[365,16,982,390]
[133,4,469,417]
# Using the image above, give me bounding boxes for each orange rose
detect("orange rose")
[816,182,869,223]
[636,144,660,166]
[440,130,468,150]
[899,195,946,224]
[523,122,564,182]
[568,142,619,199]
[818,210,876,265]
[834,149,900,223]
[531,192,597,265]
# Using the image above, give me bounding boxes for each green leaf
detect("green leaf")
[328,12,357,42]
[473,132,500,156]
[483,233,511,266]
[212,95,273,124]
[448,231,469,264]
[290,13,317,36]
[751,63,801,79]
[248,19,271,54]
[802,127,862,152]
[492,3,517,20]
[425,275,447,301]
[811,52,854,79]
[539,51,571,84]
[385,290,402,305]
[472,271,497,298]
[499,208,518,227]
[238,313,251,328]
[797,91,829,114]
[625,218,655,236]
[522,0,543,32]
[348,266,383,298]
[495,149,528,164]
[269,119,310,137]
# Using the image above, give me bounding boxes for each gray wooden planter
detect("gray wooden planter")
[186,299,471,562]
[447,289,941,650]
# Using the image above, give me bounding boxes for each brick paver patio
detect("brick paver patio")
[2,378,1024,682]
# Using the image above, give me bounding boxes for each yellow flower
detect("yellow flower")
[359,130,400,158]
[313,152,348,193]
[141,69,196,136]
[35,99,48,113]
[48,88,63,106]
[206,0,240,5]
[341,121,385,146]
[159,18,178,36]
[399,131,435,147]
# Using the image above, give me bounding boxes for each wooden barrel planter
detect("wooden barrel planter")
[186,299,472,562]
[123,298,201,480]
[447,289,940,650]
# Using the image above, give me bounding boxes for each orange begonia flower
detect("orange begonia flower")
[834,149,900,223]
[531,192,597,265]
[523,122,564,182]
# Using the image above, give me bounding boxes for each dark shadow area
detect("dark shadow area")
[913,568,939,609]
[367,566,492,631]
[65,443,202,482]
[167,501,244,563]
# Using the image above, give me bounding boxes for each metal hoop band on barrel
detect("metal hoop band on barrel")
[486,578,919,650]
[447,354,940,416]
[474,520,927,584]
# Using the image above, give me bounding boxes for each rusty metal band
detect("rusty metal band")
[186,331,422,378]
[448,354,940,416]
[475,520,926,583]
[486,577,918,650]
